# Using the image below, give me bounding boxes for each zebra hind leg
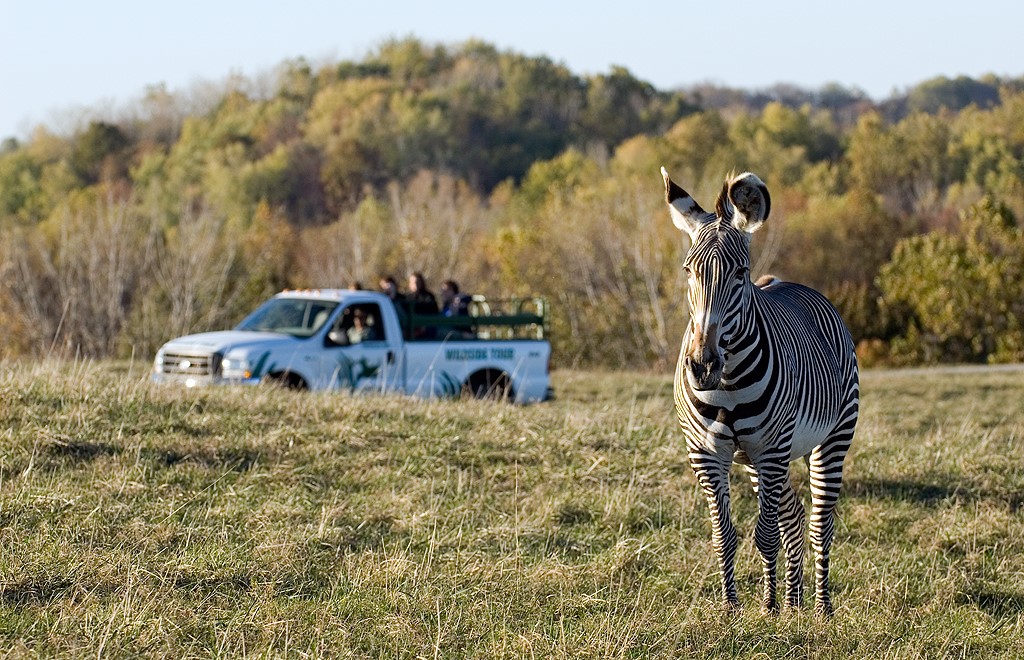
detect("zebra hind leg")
[778,471,805,609]
[693,455,741,610]
[809,433,853,617]
[743,462,787,613]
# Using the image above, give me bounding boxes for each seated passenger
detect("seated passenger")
[346,308,376,344]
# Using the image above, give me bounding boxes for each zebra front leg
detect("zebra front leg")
[778,473,805,609]
[691,453,740,610]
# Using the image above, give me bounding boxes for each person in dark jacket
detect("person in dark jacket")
[407,273,439,314]
[407,272,439,338]
[379,275,409,335]
[379,276,405,304]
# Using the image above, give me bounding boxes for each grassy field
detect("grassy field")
[1,361,1023,658]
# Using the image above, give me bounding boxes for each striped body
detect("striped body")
[676,279,857,463]
[663,169,859,615]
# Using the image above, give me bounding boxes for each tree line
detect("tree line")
[2,37,1023,368]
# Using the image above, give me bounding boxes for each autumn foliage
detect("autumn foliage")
[2,39,1024,367]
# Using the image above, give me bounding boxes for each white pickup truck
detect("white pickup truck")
[151,289,552,403]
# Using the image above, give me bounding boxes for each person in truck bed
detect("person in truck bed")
[408,272,439,339]
[379,276,404,303]
[441,280,471,316]
[440,279,474,339]
[408,273,439,314]
[379,275,408,327]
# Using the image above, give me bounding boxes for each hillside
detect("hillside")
[2,38,1024,367]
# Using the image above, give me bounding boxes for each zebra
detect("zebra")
[661,167,859,616]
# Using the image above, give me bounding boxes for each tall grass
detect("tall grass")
[1,362,1022,657]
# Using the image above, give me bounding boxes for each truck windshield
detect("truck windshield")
[235,298,339,338]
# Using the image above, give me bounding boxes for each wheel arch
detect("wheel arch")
[463,368,514,401]
[264,369,309,390]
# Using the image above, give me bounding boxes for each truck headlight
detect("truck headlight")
[222,357,252,379]
[154,349,165,373]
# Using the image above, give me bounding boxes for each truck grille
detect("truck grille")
[162,351,221,377]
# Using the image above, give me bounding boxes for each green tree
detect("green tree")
[0,150,44,226]
[847,110,960,220]
[878,198,1024,363]
[907,75,1000,114]
[660,110,730,188]
[581,66,694,148]
[70,121,130,184]
[952,90,1024,219]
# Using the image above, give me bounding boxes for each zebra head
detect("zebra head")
[661,167,771,391]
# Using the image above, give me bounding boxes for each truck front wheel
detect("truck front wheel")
[263,371,308,391]
[463,369,514,401]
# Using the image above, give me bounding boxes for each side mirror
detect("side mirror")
[327,329,350,347]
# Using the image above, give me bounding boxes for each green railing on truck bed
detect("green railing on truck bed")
[401,297,548,341]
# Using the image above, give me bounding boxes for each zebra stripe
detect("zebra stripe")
[665,169,859,616]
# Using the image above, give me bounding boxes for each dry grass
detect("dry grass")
[1,361,1022,657]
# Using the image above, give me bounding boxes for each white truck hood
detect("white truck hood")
[160,330,298,354]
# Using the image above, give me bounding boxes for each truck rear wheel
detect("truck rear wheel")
[463,369,514,401]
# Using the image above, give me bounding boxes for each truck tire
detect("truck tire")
[263,371,308,391]
[463,369,514,401]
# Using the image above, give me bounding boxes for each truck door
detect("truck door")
[320,302,402,393]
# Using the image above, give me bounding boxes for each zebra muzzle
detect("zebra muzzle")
[684,353,723,391]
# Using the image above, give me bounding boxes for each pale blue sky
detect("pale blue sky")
[1,0,1019,140]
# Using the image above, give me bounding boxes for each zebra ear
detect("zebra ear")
[726,172,771,234]
[661,167,708,237]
